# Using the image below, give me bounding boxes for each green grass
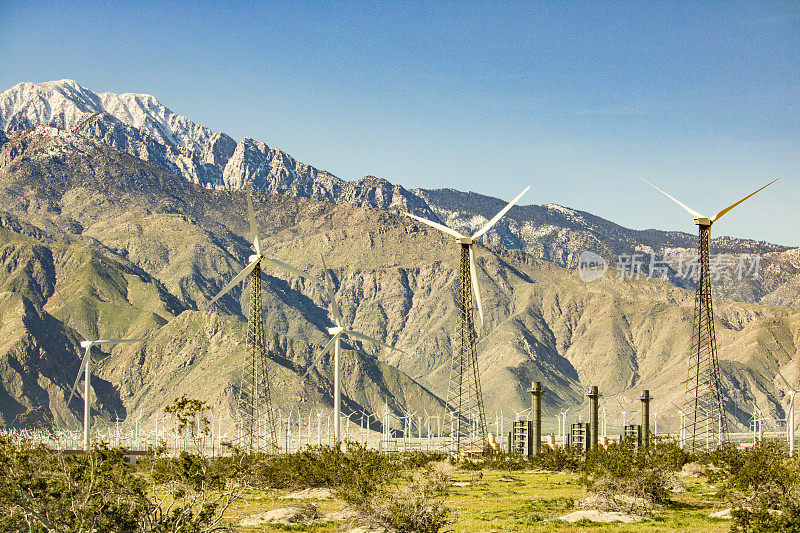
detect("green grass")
[444,469,730,532]
[222,468,732,532]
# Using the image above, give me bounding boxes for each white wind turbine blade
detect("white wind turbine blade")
[93,338,147,345]
[246,183,261,256]
[320,255,342,327]
[402,212,467,240]
[712,178,780,223]
[54,287,90,342]
[209,259,260,306]
[468,246,484,326]
[777,370,794,390]
[67,345,91,407]
[344,328,401,353]
[301,333,340,380]
[261,256,311,280]
[641,179,706,219]
[471,185,530,240]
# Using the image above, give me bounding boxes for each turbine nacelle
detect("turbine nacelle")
[643,178,779,228]
[208,183,310,307]
[402,185,530,327]
[79,340,93,348]
[302,254,401,382]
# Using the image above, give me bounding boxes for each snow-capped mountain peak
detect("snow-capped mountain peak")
[96,89,213,151]
[0,79,215,155]
[0,78,792,311]
[0,79,104,132]
[0,80,446,219]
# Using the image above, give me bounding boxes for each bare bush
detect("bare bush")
[576,476,664,516]
[358,465,454,533]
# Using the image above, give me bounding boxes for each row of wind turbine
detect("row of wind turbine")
[207,185,402,445]
[57,173,783,455]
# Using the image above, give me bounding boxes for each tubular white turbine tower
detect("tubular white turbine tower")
[403,185,529,453]
[56,287,145,450]
[777,370,799,457]
[302,256,401,443]
[209,183,312,452]
[643,177,779,452]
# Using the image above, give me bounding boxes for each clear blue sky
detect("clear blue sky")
[1,1,798,245]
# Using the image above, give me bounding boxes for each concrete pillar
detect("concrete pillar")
[640,390,651,449]
[528,382,543,455]
[587,386,599,449]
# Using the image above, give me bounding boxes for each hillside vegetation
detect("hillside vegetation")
[0,126,796,431]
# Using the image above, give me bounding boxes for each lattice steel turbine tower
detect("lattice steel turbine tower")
[644,178,778,452]
[403,186,529,453]
[210,184,311,452]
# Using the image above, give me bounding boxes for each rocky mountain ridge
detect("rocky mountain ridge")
[1,80,796,310]
[0,125,796,434]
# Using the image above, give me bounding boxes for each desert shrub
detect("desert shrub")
[531,444,584,471]
[705,440,800,532]
[730,504,800,533]
[146,441,444,506]
[575,437,687,514]
[145,447,227,492]
[648,438,690,472]
[581,437,686,479]
[709,440,799,508]
[0,436,236,532]
[577,472,668,515]
[232,442,443,504]
[459,445,584,472]
[398,450,449,470]
[0,438,156,532]
[224,445,452,532]
[360,464,453,533]
[246,442,390,501]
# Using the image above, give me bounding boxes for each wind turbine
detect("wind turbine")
[671,402,687,449]
[617,398,629,429]
[653,409,666,436]
[559,407,571,447]
[403,185,530,453]
[209,183,311,452]
[643,178,779,452]
[302,256,401,443]
[55,287,145,451]
[777,370,799,457]
[209,183,311,307]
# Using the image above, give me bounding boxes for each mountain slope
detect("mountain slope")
[0,128,447,429]
[2,80,796,311]
[0,125,797,434]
